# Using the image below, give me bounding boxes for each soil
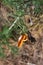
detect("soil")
[0,3,43,65]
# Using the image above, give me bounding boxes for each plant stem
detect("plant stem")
[8,17,19,32]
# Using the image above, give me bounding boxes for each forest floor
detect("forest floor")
[0,3,43,65]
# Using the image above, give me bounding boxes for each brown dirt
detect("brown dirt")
[0,3,43,65]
